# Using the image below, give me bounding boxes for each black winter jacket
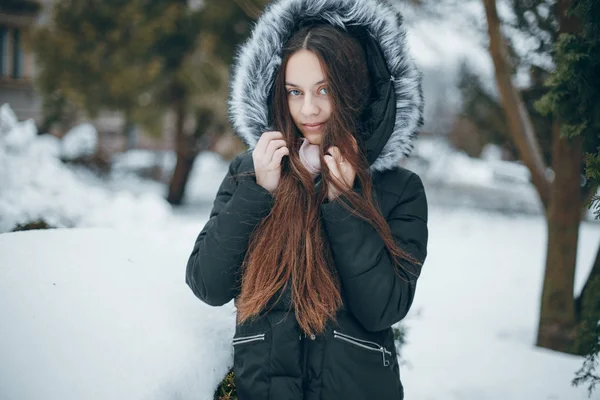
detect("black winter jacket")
[186,0,427,399]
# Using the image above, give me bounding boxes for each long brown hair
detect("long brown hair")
[236,25,419,335]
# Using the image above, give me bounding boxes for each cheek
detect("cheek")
[322,100,332,118]
[288,100,300,121]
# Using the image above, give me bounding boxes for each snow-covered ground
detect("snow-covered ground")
[405,137,599,219]
[401,209,600,400]
[2,103,600,399]
[1,208,599,400]
[0,104,173,233]
[0,226,233,400]
[0,103,231,233]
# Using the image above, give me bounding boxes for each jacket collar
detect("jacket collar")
[228,0,423,172]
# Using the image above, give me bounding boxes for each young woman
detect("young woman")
[186,0,427,399]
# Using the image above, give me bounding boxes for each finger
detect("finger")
[255,131,283,156]
[264,139,287,162]
[327,146,353,187]
[327,146,345,165]
[270,146,289,168]
[324,155,342,183]
[255,131,283,157]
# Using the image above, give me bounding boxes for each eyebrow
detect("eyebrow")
[284,80,326,87]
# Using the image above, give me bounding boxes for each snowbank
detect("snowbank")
[0,226,234,400]
[1,208,599,400]
[411,137,531,188]
[404,137,600,219]
[0,104,172,233]
[60,123,98,160]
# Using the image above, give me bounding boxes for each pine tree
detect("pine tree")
[532,0,600,394]
[535,0,600,219]
[572,273,600,396]
[471,0,600,358]
[31,0,269,203]
[31,0,175,140]
[0,0,41,13]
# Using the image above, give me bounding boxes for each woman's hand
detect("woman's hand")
[253,131,289,193]
[324,146,356,202]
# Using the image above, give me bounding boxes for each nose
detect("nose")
[300,95,319,117]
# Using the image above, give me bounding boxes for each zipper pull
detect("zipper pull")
[381,346,392,367]
[381,348,390,366]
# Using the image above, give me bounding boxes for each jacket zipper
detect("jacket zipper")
[232,333,266,345]
[333,330,391,367]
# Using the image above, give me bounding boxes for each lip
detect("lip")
[303,122,324,131]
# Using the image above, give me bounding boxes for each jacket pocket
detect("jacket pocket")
[233,331,270,400]
[333,330,392,366]
[323,329,402,399]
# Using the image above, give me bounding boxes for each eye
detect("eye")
[287,89,301,96]
[319,87,328,95]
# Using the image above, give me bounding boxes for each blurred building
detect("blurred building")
[0,0,243,160]
[0,0,42,121]
[0,0,170,154]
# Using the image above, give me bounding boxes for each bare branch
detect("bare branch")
[482,0,551,209]
[232,0,262,21]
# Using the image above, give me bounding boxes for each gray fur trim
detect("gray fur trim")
[228,0,423,172]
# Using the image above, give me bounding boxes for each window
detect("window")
[12,29,22,79]
[0,27,6,77]
[0,27,25,79]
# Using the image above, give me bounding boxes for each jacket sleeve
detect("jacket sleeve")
[320,172,428,332]
[185,154,274,306]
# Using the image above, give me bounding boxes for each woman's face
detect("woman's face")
[285,49,332,145]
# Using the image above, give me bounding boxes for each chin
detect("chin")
[303,132,322,145]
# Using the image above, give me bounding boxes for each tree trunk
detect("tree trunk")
[483,0,590,355]
[167,153,197,205]
[482,0,551,209]
[122,112,137,151]
[166,103,219,205]
[536,119,583,353]
[167,99,195,205]
[558,0,598,333]
[125,125,137,151]
[576,242,600,321]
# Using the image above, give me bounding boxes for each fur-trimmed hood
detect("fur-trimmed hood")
[228,0,423,172]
